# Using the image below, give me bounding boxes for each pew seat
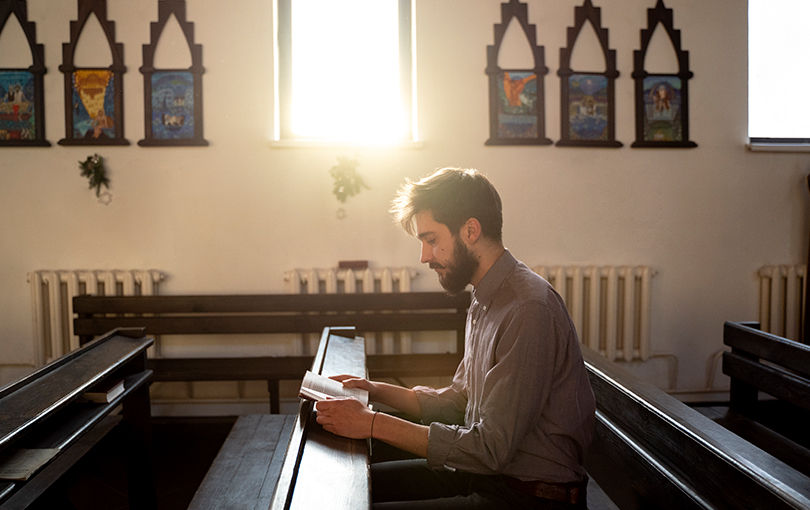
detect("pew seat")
[187,414,294,510]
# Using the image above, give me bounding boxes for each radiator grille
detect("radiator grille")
[284,267,418,355]
[532,265,653,361]
[758,265,806,341]
[27,270,164,366]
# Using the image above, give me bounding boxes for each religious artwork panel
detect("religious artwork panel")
[150,71,194,140]
[642,75,682,142]
[497,71,538,139]
[72,69,116,140]
[567,73,608,141]
[0,71,36,141]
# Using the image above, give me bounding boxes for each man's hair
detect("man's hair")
[390,167,503,241]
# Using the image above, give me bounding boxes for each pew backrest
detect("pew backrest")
[583,345,810,510]
[72,292,469,412]
[723,321,810,413]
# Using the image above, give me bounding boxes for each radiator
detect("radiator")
[758,265,806,341]
[284,267,418,355]
[531,265,653,362]
[27,270,164,366]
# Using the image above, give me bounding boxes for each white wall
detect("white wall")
[1,0,807,398]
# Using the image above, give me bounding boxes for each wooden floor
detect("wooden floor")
[27,416,237,510]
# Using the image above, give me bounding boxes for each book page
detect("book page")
[0,448,60,481]
[300,371,368,406]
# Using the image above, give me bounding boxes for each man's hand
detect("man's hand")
[329,374,379,401]
[315,398,375,439]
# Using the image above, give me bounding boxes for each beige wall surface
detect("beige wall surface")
[1,0,807,398]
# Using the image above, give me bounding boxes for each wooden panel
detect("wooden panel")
[73,292,470,314]
[290,333,369,510]
[584,346,810,509]
[188,414,295,510]
[270,328,370,510]
[723,352,810,411]
[0,416,121,510]
[367,353,461,379]
[147,356,315,381]
[0,331,153,450]
[74,312,464,337]
[724,322,810,378]
[0,329,155,509]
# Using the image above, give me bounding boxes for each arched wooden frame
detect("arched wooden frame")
[0,0,48,146]
[632,0,696,148]
[556,0,620,148]
[485,0,551,146]
[58,0,128,146]
[139,0,207,147]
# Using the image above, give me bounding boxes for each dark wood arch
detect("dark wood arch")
[485,0,551,146]
[556,0,621,148]
[0,0,49,146]
[58,0,128,146]
[631,0,696,148]
[139,0,207,147]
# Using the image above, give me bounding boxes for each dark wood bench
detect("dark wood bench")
[0,328,156,509]
[710,321,810,475]
[187,327,369,510]
[583,345,810,509]
[73,292,469,413]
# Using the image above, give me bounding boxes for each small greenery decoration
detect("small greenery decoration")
[329,156,369,203]
[79,154,110,197]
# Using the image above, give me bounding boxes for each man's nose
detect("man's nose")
[420,243,432,264]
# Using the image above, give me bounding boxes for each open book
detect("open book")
[298,371,369,406]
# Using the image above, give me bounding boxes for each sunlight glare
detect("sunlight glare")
[749,0,810,138]
[291,0,405,142]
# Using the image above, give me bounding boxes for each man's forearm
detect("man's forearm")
[372,381,422,418]
[372,411,429,459]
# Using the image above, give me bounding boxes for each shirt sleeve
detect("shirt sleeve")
[424,299,566,474]
[413,358,468,426]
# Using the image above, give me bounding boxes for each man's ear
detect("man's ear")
[460,218,482,244]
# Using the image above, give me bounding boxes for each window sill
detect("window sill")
[269,139,424,149]
[747,141,810,153]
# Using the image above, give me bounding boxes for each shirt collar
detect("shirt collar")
[471,249,517,308]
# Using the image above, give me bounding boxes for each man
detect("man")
[315,168,596,509]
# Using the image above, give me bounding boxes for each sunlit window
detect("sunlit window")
[275,0,415,144]
[749,0,810,141]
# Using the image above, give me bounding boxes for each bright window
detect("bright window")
[275,0,416,145]
[749,0,810,142]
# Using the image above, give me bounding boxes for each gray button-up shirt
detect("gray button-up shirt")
[414,250,595,483]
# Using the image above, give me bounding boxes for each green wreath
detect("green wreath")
[79,154,110,197]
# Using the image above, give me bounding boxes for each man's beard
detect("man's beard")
[432,237,479,295]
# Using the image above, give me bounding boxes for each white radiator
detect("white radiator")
[532,265,653,362]
[284,267,418,355]
[27,270,164,366]
[758,265,806,341]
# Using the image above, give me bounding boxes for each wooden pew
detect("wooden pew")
[583,345,810,509]
[713,321,810,475]
[73,292,469,413]
[0,328,156,509]
[187,327,368,510]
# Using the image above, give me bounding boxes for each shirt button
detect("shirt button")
[483,305,487,311]
[472,319,477,325]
